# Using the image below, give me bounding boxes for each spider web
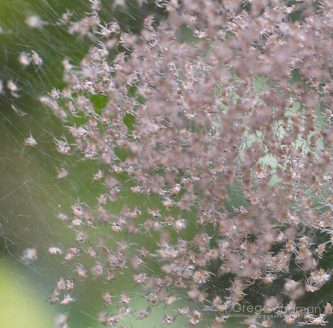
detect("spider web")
[2,1,331,328]
[0,1,188,327]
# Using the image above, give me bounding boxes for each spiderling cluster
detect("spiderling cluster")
[27,0,333,327]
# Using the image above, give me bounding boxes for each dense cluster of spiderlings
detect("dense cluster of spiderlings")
[29,0,333,327]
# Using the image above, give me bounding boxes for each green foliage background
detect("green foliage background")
[0,1,333,328]
[0,1,183,327]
